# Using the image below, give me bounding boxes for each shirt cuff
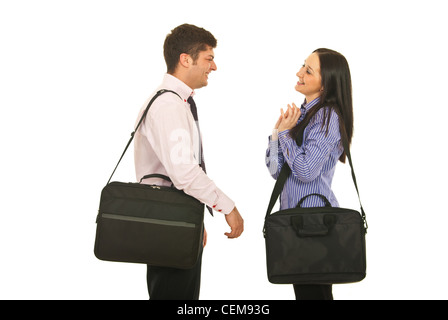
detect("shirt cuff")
[278,129,290,141]
[278,129,293,160]
[272,128,279,141]
[211,188,235,215]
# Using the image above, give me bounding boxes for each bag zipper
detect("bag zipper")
[101,213,196,228]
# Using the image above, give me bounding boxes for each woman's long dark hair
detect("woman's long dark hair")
[289,48,353,163]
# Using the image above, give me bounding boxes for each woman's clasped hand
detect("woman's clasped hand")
[275,103,302,132]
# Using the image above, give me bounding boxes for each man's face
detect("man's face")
[187,46,217,89]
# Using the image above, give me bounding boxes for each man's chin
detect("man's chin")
[196,81,208,89]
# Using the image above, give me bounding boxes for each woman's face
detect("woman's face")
[295,52,323,102]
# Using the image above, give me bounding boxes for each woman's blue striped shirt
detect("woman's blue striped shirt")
[266,98,343,209]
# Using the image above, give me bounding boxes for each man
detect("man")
[134,24,244,300]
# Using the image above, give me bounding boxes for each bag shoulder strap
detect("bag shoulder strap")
[265,133,368,233]
[106,89,181,185]
[340,137,368,232]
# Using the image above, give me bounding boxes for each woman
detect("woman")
[265,48,354,300]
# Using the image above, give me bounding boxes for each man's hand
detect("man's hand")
[203,227,207,248]
[224,207,244,239]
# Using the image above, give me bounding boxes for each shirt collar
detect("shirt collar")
[161,73,194,102]
[301,97,321,114]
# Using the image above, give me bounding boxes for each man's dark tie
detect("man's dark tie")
[188,96,213,216]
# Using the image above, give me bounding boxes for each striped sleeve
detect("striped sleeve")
[265,135,284,179]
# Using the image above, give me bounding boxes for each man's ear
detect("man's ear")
[179,53,191,69]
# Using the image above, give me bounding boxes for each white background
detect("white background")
[1,0,447,300]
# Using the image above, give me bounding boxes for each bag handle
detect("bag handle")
[297,193,331,208]
[139,174,174,188]
[106,89,181,185]
[139,173,172,183]
[265,130,368,233]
